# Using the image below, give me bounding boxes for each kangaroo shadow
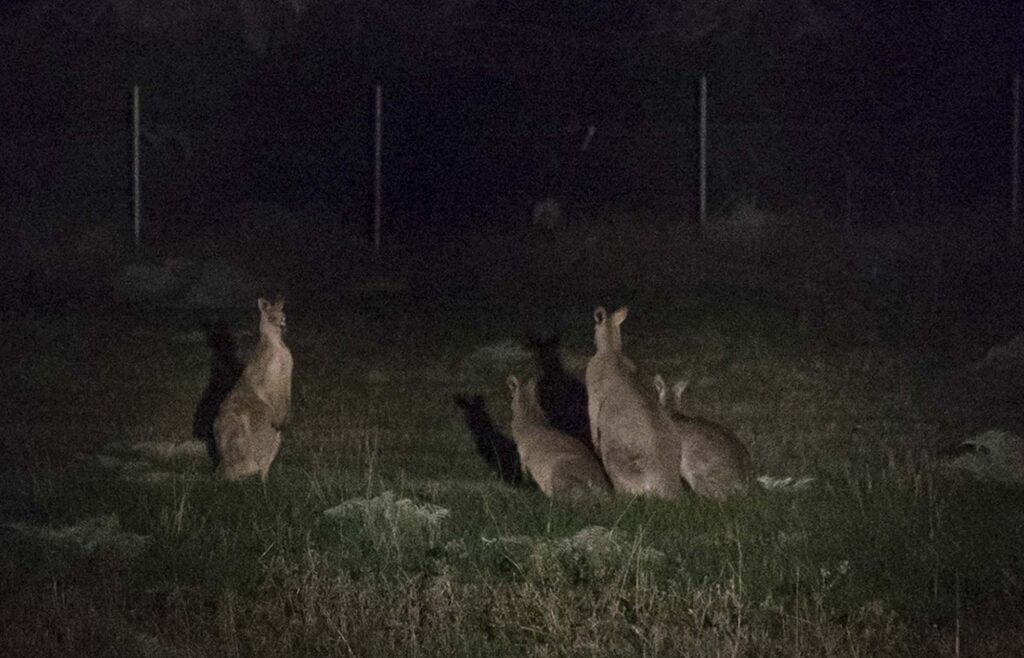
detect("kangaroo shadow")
[527,334,594,454]
[453,394,523,486]
[193,320,244,468]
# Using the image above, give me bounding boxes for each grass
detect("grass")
[3,215,1024,656]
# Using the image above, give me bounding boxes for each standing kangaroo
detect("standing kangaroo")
[507,375,609,497]
[584,307,681,499]
[653,375,751,499]
[214,297,293,481]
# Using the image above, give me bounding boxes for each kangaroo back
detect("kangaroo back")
[508,376,609,497]
[213,297,293,482]
[584,307,681,499]
[243,297,293,427]
[214,385,281,482]
[653,374,751,499]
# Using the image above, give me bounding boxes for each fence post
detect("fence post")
[373,83,383,254]
[132,84,142,252]
[1012,71,1020,243]
[699,75,708,233]
[844,152,854,239]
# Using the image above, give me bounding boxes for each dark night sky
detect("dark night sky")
[0,1,1020,225]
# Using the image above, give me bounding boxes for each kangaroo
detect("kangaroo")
[653,374,751,499]
[584,307,681,499]
[527,334,592,453]
[507,375,610,497]
[214,297,293,481]
[453,394,523,486]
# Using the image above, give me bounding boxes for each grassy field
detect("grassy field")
[3,214,1024,656]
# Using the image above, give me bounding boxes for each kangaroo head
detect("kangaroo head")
[507,375,541,419]
[507,374,521,401]
[653,374,668,406]
[653,374,689,416]
[257,297,286,337]
[593,306,628,353]
[671,380,689,414]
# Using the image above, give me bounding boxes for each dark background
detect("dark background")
[1,1,1020,242]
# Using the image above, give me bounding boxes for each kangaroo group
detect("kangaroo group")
[500,305,751,499]
[207,299,750,499]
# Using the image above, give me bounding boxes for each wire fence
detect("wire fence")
[2,71,1018,242]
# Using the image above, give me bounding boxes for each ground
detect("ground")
[2,204,1024,656]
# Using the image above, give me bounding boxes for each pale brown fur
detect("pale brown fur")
[507,375,610,497]
[584,307,682,499]
[214,297,294,481]
[653,374,751,499]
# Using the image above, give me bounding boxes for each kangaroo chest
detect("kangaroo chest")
[246,342,293,405]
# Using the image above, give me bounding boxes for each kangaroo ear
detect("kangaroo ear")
[506,375,519,392]
[672,380,689,409]
[593,307,607,324]
[611,306,628,325]
[652,374,666,404]
[258,298,271,313]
